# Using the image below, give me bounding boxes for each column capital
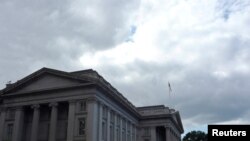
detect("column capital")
[31,104,40,109]
[49,102,58,107]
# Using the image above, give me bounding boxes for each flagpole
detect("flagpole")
[168,82,172,98]
[168,81,172,108]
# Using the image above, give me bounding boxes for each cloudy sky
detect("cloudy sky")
[1,0,250,134]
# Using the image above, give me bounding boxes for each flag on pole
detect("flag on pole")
[168,82,172,96]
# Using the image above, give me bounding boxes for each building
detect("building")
[0,68,184,141]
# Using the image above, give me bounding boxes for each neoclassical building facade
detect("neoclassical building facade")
[0,68,184,141]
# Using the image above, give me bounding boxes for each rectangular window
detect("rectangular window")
[102,107,107,118]
[102,121,107,141]
[127,133,130,141]
[7,109,15,120]
[144,127,150,136]
[116,128,120,141]
[122,130,126,141]
[110,111,114,123]
[78,118,86,136]
[7,123,13,140]
[110,125,114,141]
[116,116,120,125]
[122,119,126,129]
[79,101,87,111]
[127,123,130,132]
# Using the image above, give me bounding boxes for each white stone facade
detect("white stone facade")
[0,68,184,141]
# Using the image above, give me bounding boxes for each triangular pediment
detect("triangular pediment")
[16,73,83,93]
[2,68,91,94]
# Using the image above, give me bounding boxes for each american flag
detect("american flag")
[168,82,172,96]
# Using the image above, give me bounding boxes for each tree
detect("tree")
[182,130,207,141]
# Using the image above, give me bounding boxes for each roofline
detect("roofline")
[0,67,184,132]
[137,105,165,109]
[1,83,96,98]
[0,67,140,117]
[1,67,90,94]
[140,112,184,133]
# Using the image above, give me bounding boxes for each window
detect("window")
[122,119,126,129]
[122,130,126,141]
[7,109,15,120]
[110,111,115,123]
[79,101,86,111]
[103,107,107,118]
[102,121,107,141]
[132,125,135,141]
[78,118,86,136]
[110,125,114,141]
[116,128,120,141]
[144,127,150,136]
[127,133,130,141]
[7,123,13,140]
[116,116,120,126]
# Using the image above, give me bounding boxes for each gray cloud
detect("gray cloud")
[0,0,139,87]
[1,0,250,133]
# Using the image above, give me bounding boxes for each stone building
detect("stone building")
[0,68,184,141]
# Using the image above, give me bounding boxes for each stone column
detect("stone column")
[130,123,133,141]
[107,108,111,141]
[124,120,127,141]
[165,127,171,141]
[67,100,76,141]
[49,102,58,141]
[150,126,156,141]
[134,125,137,141]
[98,102,103,141]
[114,113,117,141]
[86,98,98,141]
[31,105,40,141]
[13,107,24,141]
[0,108,6,141]
[119,116,122,141]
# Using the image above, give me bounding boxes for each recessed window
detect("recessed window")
[78,118,86,136]
[7,109,15,120]
[144,127,150,135]
[102,107,107,118]
[110,111,115,123]
[116,128,120,141]
[116,116,120,126]
[102,121,107,141]
[110,125,114,141]
[79,101,86,111]
[7,123,13,140]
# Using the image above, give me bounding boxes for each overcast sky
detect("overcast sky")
[1,0,250,134]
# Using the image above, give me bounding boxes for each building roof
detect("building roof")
[0,67,184,133]
[0,67,139,115]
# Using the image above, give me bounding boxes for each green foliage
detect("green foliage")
[183,130,207,141]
